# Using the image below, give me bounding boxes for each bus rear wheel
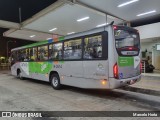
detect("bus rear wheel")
[50,73,61,90]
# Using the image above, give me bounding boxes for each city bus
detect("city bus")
[11,25,141,90]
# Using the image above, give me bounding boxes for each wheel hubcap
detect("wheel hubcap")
[52,77,58,87]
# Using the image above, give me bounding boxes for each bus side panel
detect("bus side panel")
[83,61,108,79]
[28,61,53,81]
[59,60,109,89]
[61,61,83,78]
[13,61,51,81]
[82,60,109,89]
[60,61,83,86]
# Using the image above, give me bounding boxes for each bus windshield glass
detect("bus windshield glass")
[114,27,140,56]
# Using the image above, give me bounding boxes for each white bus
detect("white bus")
[11,25,141,89]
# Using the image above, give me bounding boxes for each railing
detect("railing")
[0,63,10,70]
[141,61,146,73]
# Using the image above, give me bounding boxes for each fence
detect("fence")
[141,61,146,73]
[0,63,10,70]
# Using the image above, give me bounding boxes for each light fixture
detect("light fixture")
[30,35,35,38]
[118,0,139,7]
[67,32,75,35]
[96,23,108,27]
[49,28,57,32]
[137,10,156,17]
[0,57,5,59]
[77,16,90,22]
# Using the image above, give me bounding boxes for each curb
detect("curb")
[120,86,160,96]
[142,75,160,80]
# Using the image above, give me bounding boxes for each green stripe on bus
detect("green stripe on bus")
[21,37,65,49]
[59,36,65,41]
[118,57,134,67]
[29,62,53,74]
[24,40,48,48]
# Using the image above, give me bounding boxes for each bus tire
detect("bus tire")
[17,69,23,80]
[50,73,61,90]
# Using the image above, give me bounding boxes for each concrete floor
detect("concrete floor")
[132,76,160,91]
[0,72,160,120]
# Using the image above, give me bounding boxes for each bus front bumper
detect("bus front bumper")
[109,74,141,89]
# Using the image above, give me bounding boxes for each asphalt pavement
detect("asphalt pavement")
[0,71,159,120]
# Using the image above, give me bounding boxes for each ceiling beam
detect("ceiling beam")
[3,29,17,37]
[3,28,63,40]
[22,28,64,37]
[0,20,20,29]
[2,0,66,39]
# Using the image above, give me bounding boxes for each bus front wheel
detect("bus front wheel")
[50,73,61,90]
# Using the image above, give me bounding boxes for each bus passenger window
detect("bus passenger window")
[30,47,37,61]
[23,49,29,61]
[64,39,82,60]
[84,35,102,59]
[38,45,48,61]
[17,51,21,61]
[49,43,62,60]
[11,51,17,64]
[17,50,26,62]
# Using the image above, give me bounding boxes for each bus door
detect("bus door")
[114,26,141,80]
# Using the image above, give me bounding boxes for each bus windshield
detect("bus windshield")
[114,27,140,56]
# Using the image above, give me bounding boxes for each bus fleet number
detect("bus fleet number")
[54,65,62,68]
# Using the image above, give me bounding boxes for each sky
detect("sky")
[0,0,57,23]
